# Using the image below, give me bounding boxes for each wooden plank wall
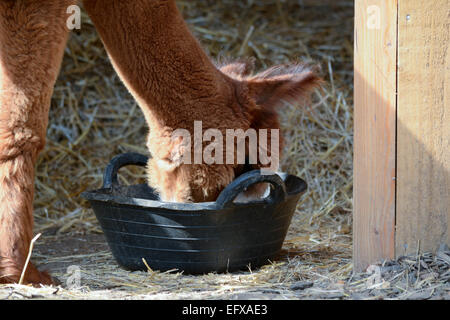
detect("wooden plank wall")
[396,0,450,256]
[353,0,398,272]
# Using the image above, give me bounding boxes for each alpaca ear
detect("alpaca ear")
[246,64,322,109]
[218,58,255,78]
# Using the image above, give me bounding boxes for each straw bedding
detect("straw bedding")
[0,0,448,300]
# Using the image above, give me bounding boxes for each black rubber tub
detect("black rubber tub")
[82,153,307,274]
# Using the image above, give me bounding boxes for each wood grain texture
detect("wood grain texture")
[353,0,398,271]
[396,0,450,256]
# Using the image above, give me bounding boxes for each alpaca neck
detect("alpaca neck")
[83,0,232,130]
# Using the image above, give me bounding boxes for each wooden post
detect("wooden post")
[353,0,398,272]
[354,0,449,272]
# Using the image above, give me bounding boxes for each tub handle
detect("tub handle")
[215,170,287,209]
[103,152,149,189]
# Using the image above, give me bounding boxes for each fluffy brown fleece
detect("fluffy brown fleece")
[0,0,320,285]
[0,0,76,285]
[83,0,321,202]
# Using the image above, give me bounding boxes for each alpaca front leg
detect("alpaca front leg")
[0,153,53,284]
[0,0,74,284]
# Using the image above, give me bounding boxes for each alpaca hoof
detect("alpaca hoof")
[0,261,54,286]
[23,263,55,286]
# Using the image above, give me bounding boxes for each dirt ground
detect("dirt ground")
[0,232,448,300]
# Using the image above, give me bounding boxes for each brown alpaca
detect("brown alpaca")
[84,0,321,202]
[0,0,320,285]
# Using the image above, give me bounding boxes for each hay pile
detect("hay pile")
[0,0,448,300]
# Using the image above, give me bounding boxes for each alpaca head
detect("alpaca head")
[145,58,322,203]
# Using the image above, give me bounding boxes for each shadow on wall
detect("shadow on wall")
[353,69,449,269]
